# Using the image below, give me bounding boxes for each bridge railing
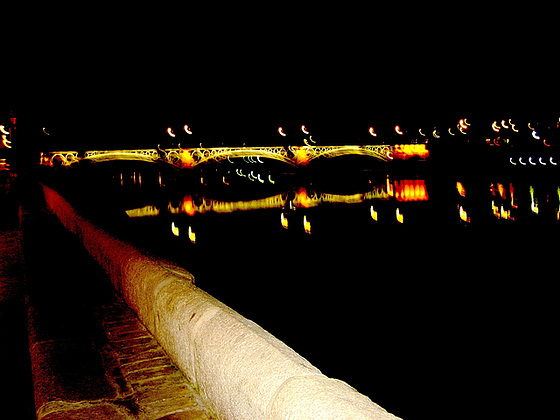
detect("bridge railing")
[40,144,428,168]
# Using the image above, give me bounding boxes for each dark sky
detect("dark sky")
[6,10,558,150]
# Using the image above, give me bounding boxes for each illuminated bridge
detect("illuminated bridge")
[40,144,428,168]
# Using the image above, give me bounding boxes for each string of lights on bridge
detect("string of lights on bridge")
[161,116,560,144]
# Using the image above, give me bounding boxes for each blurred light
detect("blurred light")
[396,208,404,223]
[281,213,289,229]
[393,179,429,201]
[529,157,536,165]
[395,125,404,135]
[167,127,176,137]
[2,135,11,148]
[171,221,180,236]
[519,157,526,165]
[530,185,538,214]
[497,183,506,199]
[293,146,310,166]
[303,214,311,234]
[301,125,309,134]
[0,125,8,135]
[532,130,540,140]
[182,195,197,216]
[278,127,286,136]
[501,120,509,129]
[432,129,440,139]
[456,181,466,197]
[459,206,470,223]
[369,127,377,137]
[459,119,468,129]
[510,157,517,165]
[419,128,426,137]
[448,128,455,136]
[543,139,551,147]
[393,144,429,160]
[550,157,557,165]
[268,174,275,184]
[184,125,193,134]
[181,150,195,168]
[188,226,196,243]
[539,157,547,165]
[370,206,378,221]
[295,187,312,208]
[125,205,160,218]
[43,127,50,135]
[492,121,500,132]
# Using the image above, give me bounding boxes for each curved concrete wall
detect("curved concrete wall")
[42,184,402,420]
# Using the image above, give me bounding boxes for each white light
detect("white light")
[519,157,526,165]
[529,157,536,165]
[167,127,176,137]
[301,125,309,134]
[278,127,286,136]
[539,157,546,165]
[532,130,540,140]
[184,125,193,134]
[550,157,557,165]
[369,127,377,137]
[510,157,517,165]
[0,125,9,135]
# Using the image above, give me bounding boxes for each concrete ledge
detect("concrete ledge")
[42,184,402,420]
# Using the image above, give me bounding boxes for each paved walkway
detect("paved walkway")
[1,179,214,419]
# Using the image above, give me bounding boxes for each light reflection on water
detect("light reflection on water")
[62,162,558,420]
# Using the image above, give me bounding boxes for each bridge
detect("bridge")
[40,144,429,168]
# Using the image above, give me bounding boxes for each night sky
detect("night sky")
[5,9,559,153]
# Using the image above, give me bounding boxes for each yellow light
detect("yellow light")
[501,119,509,129]
[281,213,289,229]
[125,205,160,218]
[459,206,470,223]
[167,127,176,137]
[171,222,180,236]
[43,127,50,135]
[395,125,404,135]
[369,127,377,137]
[492,121,501,132]
[530,185,538,214]
[370,206,378,221]
[188,226,196,243]
[303,215,311,233]
[0,125,8,135]
[396,208,404,223]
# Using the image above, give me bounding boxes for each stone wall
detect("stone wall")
[42,184,402,420]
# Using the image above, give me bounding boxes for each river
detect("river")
[43,152,557,420]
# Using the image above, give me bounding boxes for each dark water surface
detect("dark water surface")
[45,156,557,420]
